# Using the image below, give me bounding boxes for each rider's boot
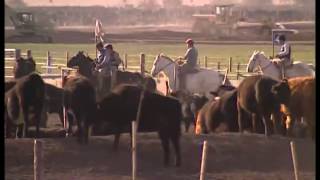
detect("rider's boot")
[280,64,285,80]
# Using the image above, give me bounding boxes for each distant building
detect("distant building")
[272,0,295,6]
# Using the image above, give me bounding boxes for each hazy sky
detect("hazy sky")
[22,0,213,7]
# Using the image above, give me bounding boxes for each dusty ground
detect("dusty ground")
[5,114,315,180]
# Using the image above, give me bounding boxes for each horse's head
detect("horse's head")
[247,50,269,73]
[67,51,95,77]
[150,54,174,77]
[67,51,87,68]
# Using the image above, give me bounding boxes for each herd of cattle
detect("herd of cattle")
[4,57,315,167]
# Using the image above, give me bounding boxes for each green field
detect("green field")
[5,43,315,72]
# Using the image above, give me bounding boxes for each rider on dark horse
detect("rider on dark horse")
[95,42,122,92]
[178,38,198,91]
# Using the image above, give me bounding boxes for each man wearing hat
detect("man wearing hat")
[272,34,292,79]
[105,43,122,88]
[95,42,111,73]
[95,41,112,96]
[105,44,122,72]
[178,38,198,90]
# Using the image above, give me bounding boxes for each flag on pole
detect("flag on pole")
[95,19,104,43]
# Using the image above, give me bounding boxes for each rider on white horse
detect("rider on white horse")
[178,38,199,90]
[271,34,292,79]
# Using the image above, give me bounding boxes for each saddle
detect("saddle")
[272,58,293,79]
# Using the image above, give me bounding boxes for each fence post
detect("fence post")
[15,49,21,60]
[27,49,32,59]
[61,68,69,137]
[124,53,128,70]
[290,141,300,180]
[34,139,44,180]
[132,121,137,180]
[47,51,52,74]
[200,140,208,180]
[228,57,232,72]
[65,51,69,65]
[236,62,240,80]
[140,53,145,77]
[217,62,220,70]
[204,56,208,68]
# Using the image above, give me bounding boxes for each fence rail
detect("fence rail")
[6,48,297,81]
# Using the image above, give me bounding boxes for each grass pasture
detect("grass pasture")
[5,43,315,75]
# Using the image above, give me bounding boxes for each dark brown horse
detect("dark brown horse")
[13,57,36,79]
[67,51,156,98]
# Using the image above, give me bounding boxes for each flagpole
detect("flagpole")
[95,19,98,59]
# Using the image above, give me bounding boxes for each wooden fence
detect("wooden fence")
[4,49,264,81]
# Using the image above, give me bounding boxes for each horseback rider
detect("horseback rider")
[95,41,112,75]
[105,43,122,87]
[104,44,122,72]
[178,38,198,90]
[271,34,292,79]
[95,41,112,96]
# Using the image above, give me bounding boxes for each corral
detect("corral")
[5,38,315,179]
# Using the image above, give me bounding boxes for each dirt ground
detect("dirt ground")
[5,114,315,180]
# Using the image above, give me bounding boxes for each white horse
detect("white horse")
[247,51,315,80]
[151,54,226,98]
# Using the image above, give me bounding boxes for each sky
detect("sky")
[22,0,214,7]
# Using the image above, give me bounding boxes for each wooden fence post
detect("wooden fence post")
[204,56,208,68]
[15,49,21,60]
[61,68,69,137]
[290,141,300,180]
[34,139,44,180]
[124,53,128,70]
[140,53,145,77]
[217,62,220,70]
[27,49,32,59]
[132,121,137,180]
[200,140,208,180]
[237,62,240,80]
[47,51,52,74]
[65,51,69,64]
[228,57,232,72]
